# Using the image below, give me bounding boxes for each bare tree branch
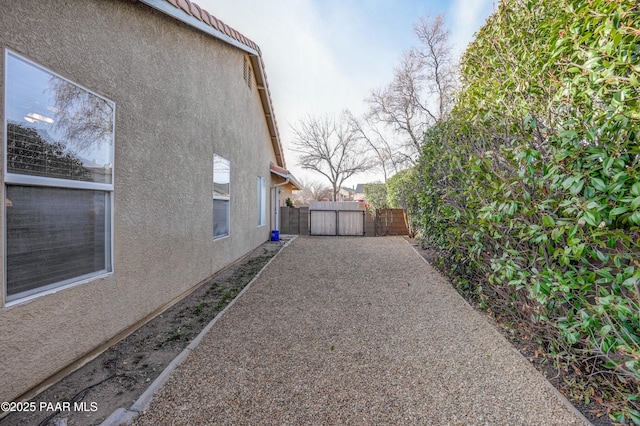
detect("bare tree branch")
[294,178,333,203]
[291,113,375,201]
[345,110,407,181]
[50,76,114,152]
[412,14,457,119]
[367,14,456,166]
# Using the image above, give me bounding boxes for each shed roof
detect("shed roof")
[140,0,286,168]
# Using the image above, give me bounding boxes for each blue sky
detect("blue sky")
[194,0,497,186]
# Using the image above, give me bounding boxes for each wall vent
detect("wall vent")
[243,56,252,90]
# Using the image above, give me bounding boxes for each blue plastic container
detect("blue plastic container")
[271,230,280,241]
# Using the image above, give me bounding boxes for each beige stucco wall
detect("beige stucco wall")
[0,0,277,402]
[279,186,296,207]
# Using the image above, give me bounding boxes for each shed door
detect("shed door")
[309,210,364,236]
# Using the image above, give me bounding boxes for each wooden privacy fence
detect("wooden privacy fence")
[309,201,366,236]
[373,208,410,236]
[279,205,408,237]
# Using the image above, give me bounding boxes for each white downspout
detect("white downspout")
[272,178,290,232]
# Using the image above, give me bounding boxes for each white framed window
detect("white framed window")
[257,176,266,227]
[4,50,115,303]
[213,154,230,239]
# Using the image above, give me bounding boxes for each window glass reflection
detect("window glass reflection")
[5,53,114,184]
[5,185,111,301]
[213,199,230,239]
[213,154,230,197]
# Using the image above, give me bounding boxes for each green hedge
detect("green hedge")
[411,0,640,422]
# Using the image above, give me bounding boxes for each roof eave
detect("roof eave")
[140,0,285,168]
[140,0,259,56]
[250,55,285,169]
[270,166,301,190]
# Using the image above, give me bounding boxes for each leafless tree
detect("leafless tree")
[412,14,457,119]
[367,14,456,165]
[345,110,409,182]
[295,179,333,203]
[50,75,114,152]
[291,113,375,201]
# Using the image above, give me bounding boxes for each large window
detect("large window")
[4,51,115,302]
[257,176,266,227]
[213,154,230,239]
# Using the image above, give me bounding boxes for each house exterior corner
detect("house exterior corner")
[0,0,285,403]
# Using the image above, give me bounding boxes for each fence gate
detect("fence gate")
[309,201,366,236]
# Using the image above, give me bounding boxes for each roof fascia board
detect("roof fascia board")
[270,172,301,191]
[139,0,259,56]
[270,166,301,190]
[270,169,288,179]
[250,55,285,168]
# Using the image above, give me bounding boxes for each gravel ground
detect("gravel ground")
[132,236,590,425]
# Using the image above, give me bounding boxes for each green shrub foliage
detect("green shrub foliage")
[363,183,388,212]
[412,0,640,421]
[386,167,419,210]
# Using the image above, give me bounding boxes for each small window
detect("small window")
[213,154,230,239]
[4,51,115,302]
[257,176,266,227]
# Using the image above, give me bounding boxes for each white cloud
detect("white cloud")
[448,0,497,55]
[196,0,361,135]
[191,0,498,186]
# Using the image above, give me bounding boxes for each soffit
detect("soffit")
[270,164,302,191]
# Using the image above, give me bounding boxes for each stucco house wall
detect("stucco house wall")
[0,0,282,403]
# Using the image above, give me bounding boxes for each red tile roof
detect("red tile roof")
[270,163,289,177]
[161,0,262,55]
[270,164,302,190]
[143,0,285,167]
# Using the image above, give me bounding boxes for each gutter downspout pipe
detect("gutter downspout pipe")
[272,178,290,235]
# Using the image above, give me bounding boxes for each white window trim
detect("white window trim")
[212,196,230,240]
[213,154,230,240]
[5,173,113,190]
[257,176,266,227]
[6,269,111,308]
[3,49,115,304]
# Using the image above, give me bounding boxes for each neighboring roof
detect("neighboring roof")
[270,164,302,191]
[354,184,365,193]
[140,0,286,168]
